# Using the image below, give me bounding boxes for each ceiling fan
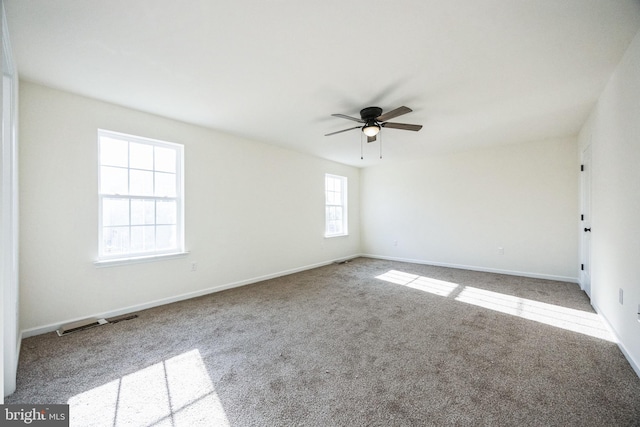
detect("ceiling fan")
[325,106,422,142]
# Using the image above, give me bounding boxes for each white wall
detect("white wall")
[19,81,360,333]
[578,29,640,375]
[361,137,579,281]
[1,0,19,399]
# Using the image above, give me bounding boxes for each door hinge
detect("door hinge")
[581,164,584,171]
[581,264,584,271]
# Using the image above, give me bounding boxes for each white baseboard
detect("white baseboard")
[590,301,640,379]
[21,255,359,339]
[361,254,579,283]
[18,254,639,382]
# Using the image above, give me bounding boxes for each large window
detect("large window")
[97,130,184,262]
[325,174,348,237]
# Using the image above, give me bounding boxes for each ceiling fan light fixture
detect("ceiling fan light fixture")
[362,122,380,137]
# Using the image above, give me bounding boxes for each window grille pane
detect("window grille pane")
[129,142,154,170]
[103,198,130,226]
[103,226,130,254]
[156,225,176,250]
[155,172,176,197]
[98,130,184,260]
[328,191,341,205]
[325,174,347,236]
[155,146,176,173]
[100,137,128,167]
[131,225,155,252]
[156,200,176,225]
[100,166,128,195]
[326,177,334,192]
[131,199,155,225]
[130,169,154,196]
[327,206,342,221]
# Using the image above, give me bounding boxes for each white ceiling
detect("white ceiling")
[5,1,640,167]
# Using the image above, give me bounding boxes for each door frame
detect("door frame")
[1,0,19,399]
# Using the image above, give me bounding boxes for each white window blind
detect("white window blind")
[97,130,184,261]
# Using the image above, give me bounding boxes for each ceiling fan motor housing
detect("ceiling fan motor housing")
[360,106,383,121]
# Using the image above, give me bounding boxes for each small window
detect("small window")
[325,174,348,237]
[97,130,184,262]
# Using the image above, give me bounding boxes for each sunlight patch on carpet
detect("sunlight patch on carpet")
[455,286,615,342]
[375,269,615,342]
[375,270,459,296]
[68,349,229,426]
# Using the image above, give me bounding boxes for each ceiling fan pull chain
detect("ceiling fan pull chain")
[361,132,364,160]
[379,131,383,159]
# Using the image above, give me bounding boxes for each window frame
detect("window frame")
[324,173,348,238]
[96,129,185,264]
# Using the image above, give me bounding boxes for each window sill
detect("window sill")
[325,233,349,239]
[94,251,189,268]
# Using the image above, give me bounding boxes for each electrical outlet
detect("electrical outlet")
[393,240,398,247]
[191,262,198,272]
[497,247,504,255]
[619,288,623,305]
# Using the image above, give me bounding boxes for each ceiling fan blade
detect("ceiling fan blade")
[331,113,365,123]
[376,106,412,122]
[381,122,423,131]
[367,135,377,143]
[325,126,361,136]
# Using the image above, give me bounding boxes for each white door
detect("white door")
[580,145,592,297]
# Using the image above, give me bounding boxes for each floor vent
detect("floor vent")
[56,314,138,336]
[56,318,108,337]
[106,314,139,324]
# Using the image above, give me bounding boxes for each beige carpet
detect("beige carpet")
[6,257,640,426]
